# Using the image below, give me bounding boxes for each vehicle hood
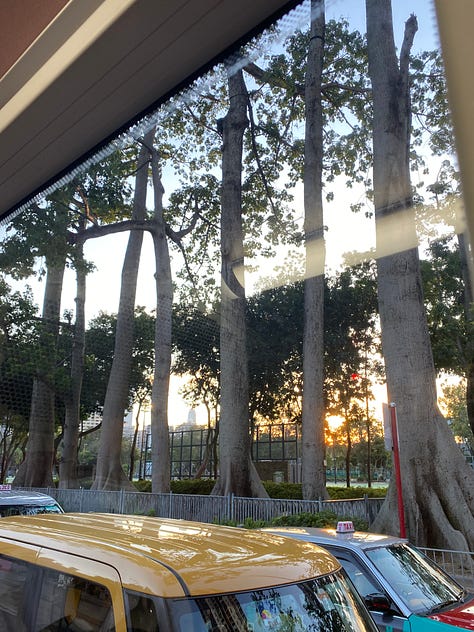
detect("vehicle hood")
[425,595,474,630]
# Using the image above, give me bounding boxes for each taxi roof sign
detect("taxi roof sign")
[336,521,355,533]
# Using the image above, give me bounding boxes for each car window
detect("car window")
[126,593,158,632]
[0,553,116,631]
[36,569,116,631]
[0,503,62,517]
[338,556,382,598]
[366,543,463,614]
[128,571,377,632]
[0,555,31,631]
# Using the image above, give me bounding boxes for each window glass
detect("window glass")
[337,556,381,599]
[36,567,115,631]
[0,553,116,631]
[366,543,463,613]
[140,572,376,631]
[126,593,158,632]
[0,503,62,517]
[0,555,31,631]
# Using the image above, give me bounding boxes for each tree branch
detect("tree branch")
[245,62,304,95]
[400,14,418,89]
[246,95,280,219]
[69,219,152,244]
[245,62,371,97]
[183,103,219,137]
[166,209,200,242]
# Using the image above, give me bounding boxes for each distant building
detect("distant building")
[81,409,134,434]
[82,411,102,432]
[173,408,205,432]
[123,410,134,436]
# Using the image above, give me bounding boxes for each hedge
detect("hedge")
[133,479,386,499]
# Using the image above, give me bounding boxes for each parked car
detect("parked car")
[265,523,474,632]
[0,489,63,517]
[0,512,379,631]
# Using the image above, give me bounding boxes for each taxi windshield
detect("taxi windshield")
[126,571,377,631]
[365,543,464,614]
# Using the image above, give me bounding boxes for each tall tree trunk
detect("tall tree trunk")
[149,144,172,493]
[92,134,152,490]
[302,0,328,500]
[14,259,65,487]
[367,0,474,549]
[129,401,142,481]
[458,231,474,435]
[59,250,86,488]
[344,420,352,488]
[212,68,267,497]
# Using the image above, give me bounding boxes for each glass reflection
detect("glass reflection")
[366,543,463,613]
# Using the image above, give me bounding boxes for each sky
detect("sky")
[4,0,443,427]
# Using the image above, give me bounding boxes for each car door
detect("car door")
[328,548,409,632]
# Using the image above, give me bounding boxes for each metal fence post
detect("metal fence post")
[227,493,235,523]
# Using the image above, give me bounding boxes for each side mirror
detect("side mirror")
[364,593,392,612]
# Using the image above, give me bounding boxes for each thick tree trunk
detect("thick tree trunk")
[302,0,328,500]
[59,252,86,488]
[367,0,474,549]
[92,134,152,490]
[212,69,267,498]
[149,147,172,494]
[14,260,65,487]
[466,362,474,437]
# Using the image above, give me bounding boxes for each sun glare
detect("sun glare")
[326,415,344,432]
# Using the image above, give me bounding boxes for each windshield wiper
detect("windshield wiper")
[428,596,463,614]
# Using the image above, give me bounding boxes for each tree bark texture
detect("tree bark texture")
[212,69,268,498]
[367,0,474,549]
[302,0,328,500]
[457,231,474,435]
[92,133,153,490]
[14,260,65,487]
[150,147,172,494]
[59,252,86,488]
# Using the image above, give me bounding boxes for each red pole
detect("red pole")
[389,403,406,538]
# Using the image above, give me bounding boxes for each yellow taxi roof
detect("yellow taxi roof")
[0,513,340,598]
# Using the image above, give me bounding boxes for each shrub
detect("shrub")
[271,511,338,528]
[270,511,368,531]
[132,479,386,500]
[134,480,152,493]
[133,479,216,494]
[170,479,216,495]
[215,511,368,531]
[327,486,386,499]
[262,482,303,499]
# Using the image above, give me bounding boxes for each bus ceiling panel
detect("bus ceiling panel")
[0,0,300,222]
